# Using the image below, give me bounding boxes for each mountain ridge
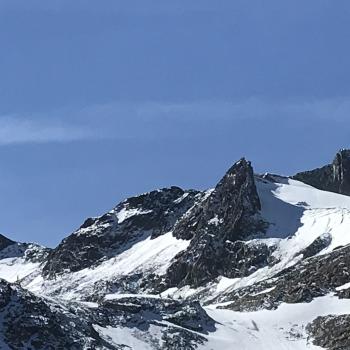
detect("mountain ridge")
[0,149,350,349]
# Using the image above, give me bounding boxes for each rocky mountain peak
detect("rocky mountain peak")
[172,157,262,241]
[42,186,202,277]
[164,158,268,287]
[216,157,261,212]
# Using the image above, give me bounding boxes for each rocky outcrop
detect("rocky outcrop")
[163,159,268,288]
[0,234,51,263]
[96,295,215,350]
[0,278,216,350]
[336,286,350,299]
[43,187,202,277]
[0,280,111,349]
[293,149,350,195]
[100,296,215,334]
[297,233,332,259]
[307,314,350,350]
[215,242,350,311]
[172,158,263,241]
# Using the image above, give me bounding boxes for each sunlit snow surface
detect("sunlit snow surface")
[203,294,350,350]
[1,177,350,349]
[0,257,39,283]
[25,231,190,299]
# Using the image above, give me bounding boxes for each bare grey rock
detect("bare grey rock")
[307,314,350,350]
[164,159,268,288]
[293,149,350,196]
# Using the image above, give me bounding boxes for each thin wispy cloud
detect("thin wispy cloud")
[75,96,350,123]
[134,97,350,122]
[1,97,349,145]
[0,116,95,145]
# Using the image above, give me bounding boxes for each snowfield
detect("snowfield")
[24,231,190,300]
[203,293,350,350]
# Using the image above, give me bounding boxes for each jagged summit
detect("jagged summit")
[173,157,262,240]
[42,186,202,276]
[293,148,350,195]
[164,158,267,287]
[43,158,266,281]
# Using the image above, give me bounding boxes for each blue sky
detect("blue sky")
[1,0,350,246]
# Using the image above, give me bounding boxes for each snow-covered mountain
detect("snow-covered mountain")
[1,150,350,349]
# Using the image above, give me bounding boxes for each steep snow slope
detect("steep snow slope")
[257,175,350,237]
[26,231,190,299]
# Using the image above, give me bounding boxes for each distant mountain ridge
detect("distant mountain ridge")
[293,149,350,195]
[0,150,350,349]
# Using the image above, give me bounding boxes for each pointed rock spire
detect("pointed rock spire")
[173,158,262,241]
[165,158,268,288]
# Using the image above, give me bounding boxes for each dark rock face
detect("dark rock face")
[164,240,274,290]
[43,187,202,277]
[0,234,15,251]
[293,149,350,195]
[334,149,350,195]
[0,280,110,350]
[336,287,350,299]
[307,314,350,350]
[164,159,268,288]
[173,158,263,241]
[297,233,332,259]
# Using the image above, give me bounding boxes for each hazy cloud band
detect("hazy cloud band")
[0,97,349,144]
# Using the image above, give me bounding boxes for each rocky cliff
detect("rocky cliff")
[293,149,350,195]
